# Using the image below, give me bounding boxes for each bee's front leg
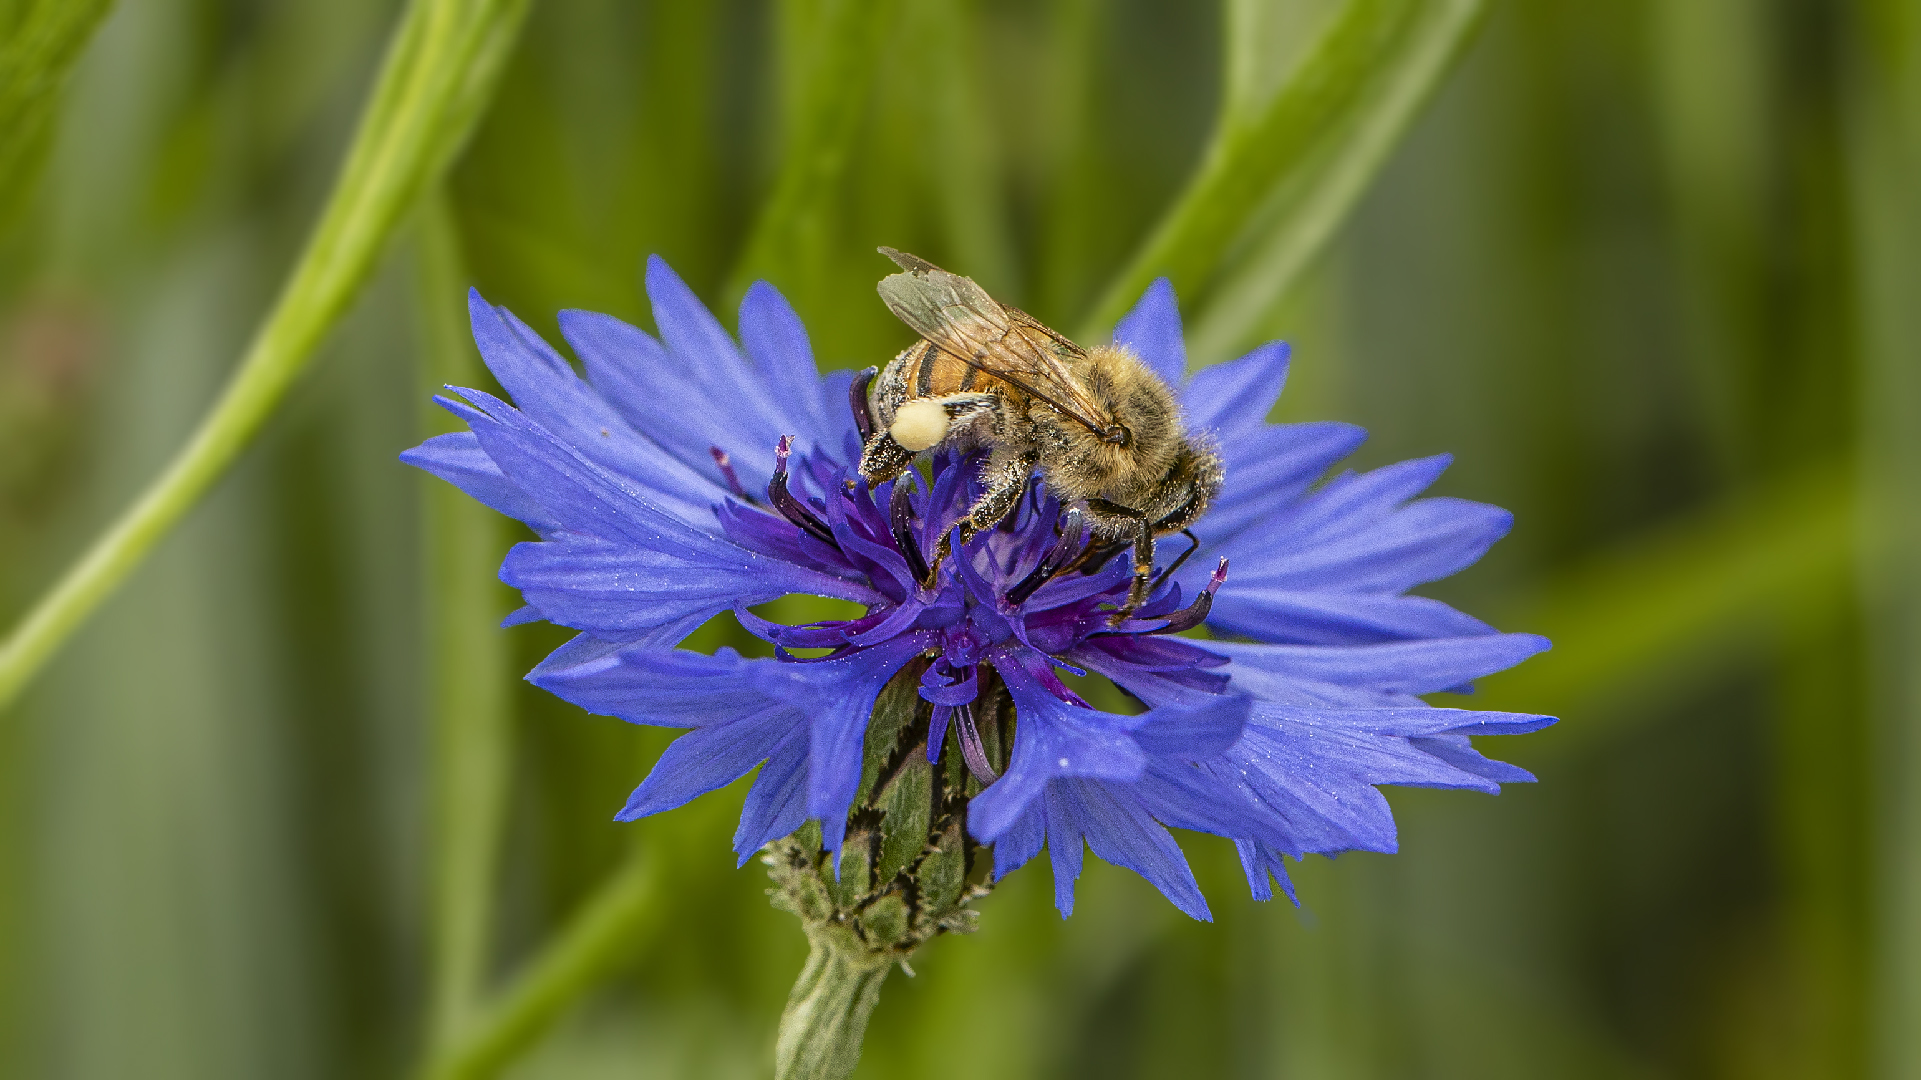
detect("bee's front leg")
[1085,499,1154,625]
[1117,518,1156,624]
[857,431,915,486]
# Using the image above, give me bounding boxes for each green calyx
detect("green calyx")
[765,658,1011,1079]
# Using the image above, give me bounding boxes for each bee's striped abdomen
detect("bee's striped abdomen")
[907,339,1001,400]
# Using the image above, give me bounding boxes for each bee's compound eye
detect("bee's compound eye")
[890,397,950,452]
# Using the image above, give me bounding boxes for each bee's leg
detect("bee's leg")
[962,451,1037,538]
[886,392,999,455]
[861,391,1000,488]
[1119,518,1156,622]
[925,448,1037,586]
[1149,528,1202,592]
[1085,498,1156,624]
[857,431,915,486]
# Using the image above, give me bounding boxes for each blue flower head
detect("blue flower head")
[403,258,1553,921]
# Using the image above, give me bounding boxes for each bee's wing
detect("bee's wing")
[875,248,1114,435]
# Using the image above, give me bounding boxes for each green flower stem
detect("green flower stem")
[414,849,661,1080]
[763,663,997,1079]
[0,0,530,713]
[416,189,514,1048]
[775,923,895,1080]
[1077,0,1482,350]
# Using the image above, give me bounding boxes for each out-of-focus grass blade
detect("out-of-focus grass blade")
[0,0,532,713]
[915,0,1017,296]
[415,847,660,1080]
[1186,0,1483,362]
[725,0,900,305]
[0,0,114,228]
[1076,0,1484,347]
[1647,0,1772,476]
[1469,464,1858,749]
[416,189,515,1049]
[1844,0,1921,1072]
[1650,5,1867,1070]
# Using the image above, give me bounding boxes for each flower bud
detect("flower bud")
[764,657,1008,956]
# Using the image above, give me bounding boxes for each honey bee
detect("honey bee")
[854,247,1223,619]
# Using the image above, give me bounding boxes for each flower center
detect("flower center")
[711,437,1232,761]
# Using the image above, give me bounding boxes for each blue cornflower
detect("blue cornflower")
[402,258,1552,921]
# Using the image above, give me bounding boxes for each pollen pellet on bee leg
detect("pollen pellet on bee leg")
[889,397,950,452]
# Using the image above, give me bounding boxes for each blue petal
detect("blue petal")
[400,430,559,532]
[557,308,757,482]
[1256,704,1556,740]
[500,532,877,643]
[1206,590,1496,646]
[1213,726,1403,855]
[1409,732,1539,784]
[646,256,792,443]
[1213,695,1550,861]
[733,729,812,863]
[1205,634,1551,698]
[1134,759,1264,838]
[616,707,799,820]
[467,292,723,523]
[1055,778,1212,921]
[533,639,927,857]
[1191,422,1369,546]
[738,280,836,440]
[967,662,1149,841]
[1242,709,1510,795]
[1182,340,1290,442]
[531,644,781,727]
[1128,693,1251,759]
[1241,497,1513,594]
[802,634,936,856]
[1043,786,1086,917]
[1251,455,1456,544]
[1234,839,1299,904]
[989,798,1048,882]
[1112,278,1186,385]
[441,387,721,548]
[559,273,852,496]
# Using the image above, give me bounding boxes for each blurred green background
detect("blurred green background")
[1,0,1917,1077]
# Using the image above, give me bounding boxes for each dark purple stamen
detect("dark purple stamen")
[768,435,835,545]
[954,703,998,784]
[1006,509,1086,606]
[709,446,750,500]
[849,366,878,443]
[889,479,931,584]
[1152,558,1229,635]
